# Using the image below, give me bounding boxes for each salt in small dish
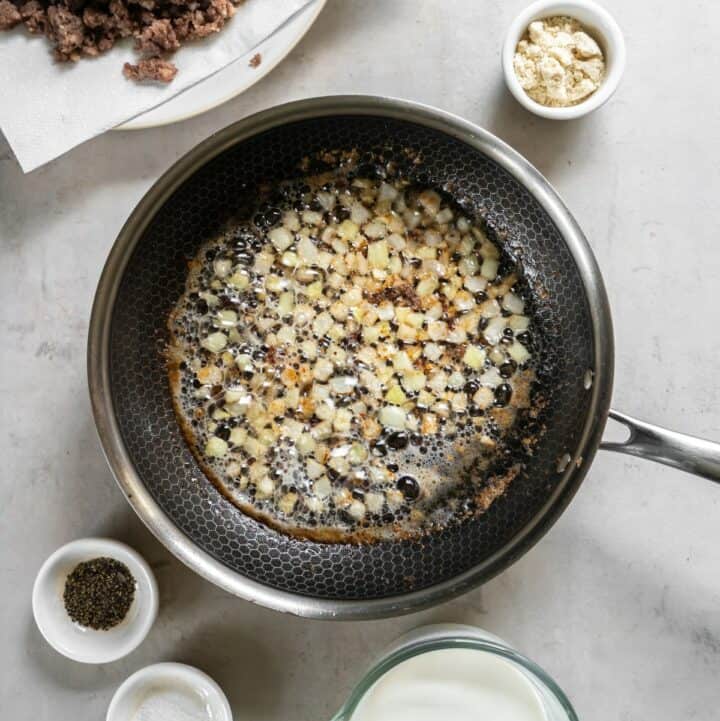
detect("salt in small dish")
[106,662,233,721]
[32,537,158,663]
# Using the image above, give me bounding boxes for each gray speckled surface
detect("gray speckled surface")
[1,1,719,719]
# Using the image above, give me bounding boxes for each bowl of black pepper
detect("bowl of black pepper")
[32,538,158,663]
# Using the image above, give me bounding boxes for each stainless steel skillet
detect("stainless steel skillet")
[88,96,720,619]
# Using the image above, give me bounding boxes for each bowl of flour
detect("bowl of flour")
[502,0,626,119]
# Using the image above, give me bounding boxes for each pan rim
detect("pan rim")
[88,95,614,619]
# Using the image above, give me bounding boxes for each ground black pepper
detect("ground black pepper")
[63,557,135,630]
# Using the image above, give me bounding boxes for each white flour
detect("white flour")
[513,16,606,107]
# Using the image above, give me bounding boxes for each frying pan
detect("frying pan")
[88,96,720,619]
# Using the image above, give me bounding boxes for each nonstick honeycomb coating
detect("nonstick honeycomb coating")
[109,115,594,600]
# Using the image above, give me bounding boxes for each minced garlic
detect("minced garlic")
[513,16,605,107]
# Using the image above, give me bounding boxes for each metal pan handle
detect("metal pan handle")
[601,409,720,483]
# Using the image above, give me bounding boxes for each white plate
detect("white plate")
[118,0,326,130]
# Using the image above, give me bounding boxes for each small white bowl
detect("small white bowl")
[502,0,626,119]
[107,663,233,721]
[32,537,158,664]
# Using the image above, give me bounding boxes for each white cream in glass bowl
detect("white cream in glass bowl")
[331,624,578,721]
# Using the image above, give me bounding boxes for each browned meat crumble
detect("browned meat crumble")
[0,0,245,82]
[123,56,177,81]
[0,0,22,29]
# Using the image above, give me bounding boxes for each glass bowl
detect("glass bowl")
[332,624,578,721]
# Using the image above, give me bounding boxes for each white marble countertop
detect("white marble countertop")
[1,1,719,719]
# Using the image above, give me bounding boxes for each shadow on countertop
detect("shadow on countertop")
[484,79,596,180]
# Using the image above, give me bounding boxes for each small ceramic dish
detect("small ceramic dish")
[106,663,233,721]
[502,0,626,119]
[32,537,158,663]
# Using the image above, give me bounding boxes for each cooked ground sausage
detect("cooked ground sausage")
[0,0,244,81]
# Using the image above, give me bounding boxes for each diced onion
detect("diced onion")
[379,405,407,429]
[201,332,227,353]
[313,359,334,381]
[418,190,441,216]
[403,209,422,230]
[462,345,486,370]
[393,351,412,371]
[333,408,353,433]
[464,275,488,293]
[387,233,406,250]
[253,251,274,274]
[235,354,253,372]
[330,375,358,394]
[302,210,323,226]
[416,276,439,297]
[401,370,427,393]
[502,292,525,315]
[427,320,448,341]
[348,442,368,465]
[473,386,495,409]
[269,226,294,252]
[508,314,530,331]
[306,459,325,479]
[277,291,295,316]
[277,325,296,345]
[484,316,507,345]
[205,436,228,458]
[281,251,299,267]
[435,208,453,225]
[301,339,318,360]
[282,210,300,231]
[351,204,371,225]
[216,309,237,327]
[367,240,390,269]
[364,222,386,239]
[459,235,475,256]
[447,326,467,344]
[213,258,232,278]
[297,236,319,265]
[458,255,480,276]
[451,392,468,412]
[508,341,531,364]
[481,257,499,280]
[229,427,247,446]
[385,385,408,405]
[423,343,443,361]
[312,312,333,337]
[316,192,336,211]
[453,290,475,312]
[378,182,398,202]
[479,298,501,318]
[480,367,503,388]
[338,219,360,241]
[342,287,363,306]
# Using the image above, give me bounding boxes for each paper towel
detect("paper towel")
[0,0,314,172]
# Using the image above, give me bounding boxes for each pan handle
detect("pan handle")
[600,409,720,483]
